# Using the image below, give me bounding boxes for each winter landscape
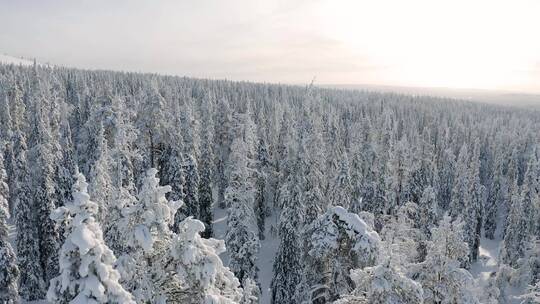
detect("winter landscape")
[1,1,540,304]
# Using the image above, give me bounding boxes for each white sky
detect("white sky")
[1,0,540,93]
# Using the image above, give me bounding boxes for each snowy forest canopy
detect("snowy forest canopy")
[0,63,539,303]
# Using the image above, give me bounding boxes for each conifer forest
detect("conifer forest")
[0,63,539,304]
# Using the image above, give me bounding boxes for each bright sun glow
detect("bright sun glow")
[317,0,540,91]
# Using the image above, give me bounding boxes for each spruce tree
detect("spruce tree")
[255,135,271,240]
[181,154,200,220]
[214,98,233,208]
[55,119,77,208]
[299,206,380,303]
[270,160,304,304]
[412,215,479,304]
[47,173,135,303]
[329,152,353,208]
[225,113,260,286]
[0,153,20,303]
[14,131,45,300]
[29,110,61,284]
[88,122,113,222]
[198,122,214,238]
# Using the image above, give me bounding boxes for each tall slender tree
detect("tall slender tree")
[0,152,20,303]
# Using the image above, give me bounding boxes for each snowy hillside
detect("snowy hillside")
[0,54,33,66]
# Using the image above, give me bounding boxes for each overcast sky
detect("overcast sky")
[1,0,540,93]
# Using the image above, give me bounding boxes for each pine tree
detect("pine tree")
[47,173,135,303]
[411,215,479,304]
[299,206,381,303]
[485,152,504,239]
[418,186,439,236]
[55,119,77,208]
[465,139,485,264]
[170,217,244,303]
[0,153,20,303]
[198,122,214,238]
[116,168,183,302]
[299,115,326,224]
[255,136,271,240]
[384,137,411,213]
[215,98,233,208]
[14,131,45,300]
[329,152,353,208]
[225,113,260,286]
[136,81,167,168]
[29,110,61,284]
[341,260,424,304]
[180,154,200,220]
[500,184,531,267]
[104,104,139,254]
[271,160,304,304]
[88,123,114,222]
[519,281,540,304]
[520,154,539,240]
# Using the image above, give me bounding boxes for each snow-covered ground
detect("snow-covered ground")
[212,199,279,304]
[471,237,501,284]
[258,214,279,304]
[213,205,230,264]
[0,54,33,66]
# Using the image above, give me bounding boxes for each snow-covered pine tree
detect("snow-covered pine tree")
[88,122,114,222]
[299,206,381,304]
[255,135,271,240]
[0,152,20,303]
[437,147,456,211]
[225,112,260,287]
[500,180,532,267]
[117,168,244,303]
[0,95,14,214]
[383,137,411,214]
[180,154,200,220]
[159,96,187,234]
[160,143,186,232]
[169,217,243,303]
[136,80,167,168]
[198,120,214,238]
[520,153,539,240]
[450,145,470,218]
[381,202,424,266]
[519,281,540,304]
[328,152,353,208]
[502,148,520,236]
[273,108,292,210]
[271,158,304,304]
[299,114,326,224]
[175,100,201,222]
[449,143,483,267]
[14,131,46,300]
[411,215,479,304]
[484,150,505,239]
[338,260,424,304]
[512,239,540,289]
[0,95,13,144]
[47,173,135,304]
[465,139,485,263]
[29,108,61,284]
[116,168,182,302]
[104,101,139,255]
[417,186,439,236]
[214,98,233,208]
[55,119,77,208]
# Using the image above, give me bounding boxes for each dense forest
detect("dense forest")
[0,63,539,303]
